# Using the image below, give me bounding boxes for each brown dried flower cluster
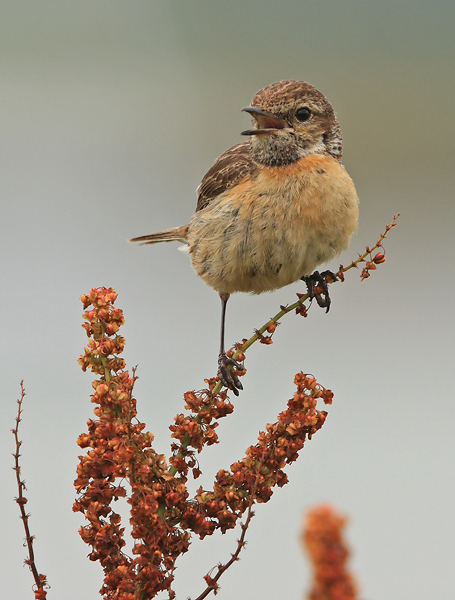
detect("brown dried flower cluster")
[303,505,358,600]
[74,288,332,599]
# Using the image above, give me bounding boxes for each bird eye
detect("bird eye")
[295,107,311,122]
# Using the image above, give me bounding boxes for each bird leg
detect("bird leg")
[301,270,338,313]
[217,293,243,396]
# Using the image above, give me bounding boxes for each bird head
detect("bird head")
[241,80,343,166]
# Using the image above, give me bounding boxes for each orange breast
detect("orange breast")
[188,153,359,295]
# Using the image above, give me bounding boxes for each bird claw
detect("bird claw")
[218,353,244,396]
[302,270,337,313]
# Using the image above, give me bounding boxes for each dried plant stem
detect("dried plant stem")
[193,471,260,600]
[194,507,254,600]
[12,382,48,599]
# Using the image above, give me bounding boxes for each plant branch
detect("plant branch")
[193,468,260,600]
[12,382,48,599]
[75,215,398,598]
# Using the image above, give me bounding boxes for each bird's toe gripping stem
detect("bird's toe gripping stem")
[218,353,244,396]
[301,270,338,313]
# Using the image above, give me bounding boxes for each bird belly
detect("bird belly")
[188,155,359,295]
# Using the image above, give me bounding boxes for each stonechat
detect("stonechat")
[130,80,359,395]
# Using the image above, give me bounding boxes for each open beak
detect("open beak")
[241,106,288,136]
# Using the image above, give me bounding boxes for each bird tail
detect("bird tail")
[129,224,189,245]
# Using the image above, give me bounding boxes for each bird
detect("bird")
[130,80,359,396]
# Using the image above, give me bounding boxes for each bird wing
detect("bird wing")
[196,141,258,212]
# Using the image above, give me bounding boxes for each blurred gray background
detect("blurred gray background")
[1,1,454,598]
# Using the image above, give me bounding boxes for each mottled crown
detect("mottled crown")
[251,80,343,159]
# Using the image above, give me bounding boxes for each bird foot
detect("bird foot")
[218,353,244,396]
[301,270,338,313]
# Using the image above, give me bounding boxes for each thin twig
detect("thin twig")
[12,381,48,598]
[193,470,260,600]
